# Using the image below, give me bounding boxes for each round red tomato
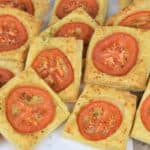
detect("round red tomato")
[77,101,122,140]
[92,32,139,76]
[6,86,55,134]
[120,11,150,29]
[0,15,28,51]
[0,68,14,87]
[55,22,94,44]
[32,49,74,92]
[56,0,99,19]
[140,96,150,131]
[0,0,34,15]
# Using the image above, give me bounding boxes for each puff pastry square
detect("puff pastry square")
[84,26,150,91]
[63,84,137,150]
[131,79,150,144]
[45,8,98,38]
[0,7,41,60]
[30,0,50,18]
[26,37,83,102]
[0,68,70,150]
[106,0,150,26]
[50,0,108,25]
[0,0,49,18]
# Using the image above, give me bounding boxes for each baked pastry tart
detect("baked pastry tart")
[63,84,137,150]
[131,79,150,144]
[26,37,83,102]
[0,53,24,87]
[84,26,150,91]
[50,0,108,25]
[106,0,150,29]
[0,68,70,150]
[46,8,97,57]
[0,0,50,18]
[0,7,41,60]
[47,8,97,44]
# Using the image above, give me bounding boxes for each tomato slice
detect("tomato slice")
[56,0,99,19]
[0,68,14,87]
[120,11,150,29]
[6,86,55,134]
[0,15,28,51]
[140,96,150,131]
[0,0,34,15]
[32,49,74,92]
[92,32,138,76]
[77,101,122,141]
[55,22,94,44]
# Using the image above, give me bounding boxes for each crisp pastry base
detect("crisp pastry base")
[0,68,70,150]
[63,84,137,150]
[49,0,108,25]
[0,53,24,78]
[84,26,150,91]
[45,8,98,38]
[26,37,83,102]
[32,0,50,18]
[0,7,41,61]
[106,0,150,26]
[131,79,150,145]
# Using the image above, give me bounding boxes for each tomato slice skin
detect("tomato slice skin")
[56,0,99,19]
[0,0,34,15]
[0,15,28,51]
[32,49,74,92]
[77,101,122,141]
[140,96,150,131]
[55,22,94,44]
[120,11,150,29]
[0,68,14,87]
[6,86,55,134]
[92,32,139,76]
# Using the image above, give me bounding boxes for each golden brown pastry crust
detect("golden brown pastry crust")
[32,0,50,18]
[0,53,24,76]
[0,7,41,61]
[106,0,150,26]
[0,0,50,18]
[63,84,137,150]
[0,68,70,150]
[49,0,108,25]
[26,37,83,102]
[84,26,150,91]
[131,79,150,144]
[45,8,98,38]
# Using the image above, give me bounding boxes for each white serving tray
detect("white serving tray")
[0,0,134,149]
